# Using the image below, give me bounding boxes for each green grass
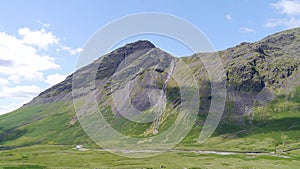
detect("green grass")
[0,145,300,169]
[0,102,93,146]
[2,165,46,169]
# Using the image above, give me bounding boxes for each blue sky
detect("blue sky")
[0,0,300,114]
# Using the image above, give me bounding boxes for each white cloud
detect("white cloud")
[36,19,50,28]
[58,45,83,55]
[0,85,42,99]
[272,0,300,15]
[0,102,24,115]
[0,77,9,86]
[226,14,232,21]
[18,27,59,50]
[265,17,300,28]
[0,85,42,114]
[0,25,81,114]
[0,32,60,83]
[45,73,67,86]
[266,0,300,28]
[240,26,256,33]
[42,23,50,28]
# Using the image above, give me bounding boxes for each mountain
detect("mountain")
[0,29,300,153]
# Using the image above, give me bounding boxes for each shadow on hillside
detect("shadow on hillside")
[213,117,300,137]
[0,128,28,144]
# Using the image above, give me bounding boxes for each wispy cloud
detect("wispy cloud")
[57,45,83,56]
[265,17,300,28]
[225,14,232,21]
[272,0,300,15]
[0,102,25,115]
[0,85,42,114]
[0,77,9,86]
[0,85,42,99]
[36,19,50,28]
[240,26,256,33]
[45,73,67,86]
[265,0,300,28]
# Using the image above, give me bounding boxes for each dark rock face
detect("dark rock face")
[154,66,164,73]
[108,48,173,113]
[224,28,300,94]
[131,92,151,111]
[29,74,73,105]
[29,41,156,105]
[263,32,295,46]
[203,27,300,118]
[96,40,155,80]
[227,62,265,93]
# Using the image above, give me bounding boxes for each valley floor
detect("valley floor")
[0,145,300,169]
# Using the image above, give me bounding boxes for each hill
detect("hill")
[0,28,300,155]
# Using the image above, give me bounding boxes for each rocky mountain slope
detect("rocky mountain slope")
[0,28,300,151]
[179,28,299,125]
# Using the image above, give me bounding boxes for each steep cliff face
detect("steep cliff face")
[1,28,300,146]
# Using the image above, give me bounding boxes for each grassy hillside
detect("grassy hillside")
[178,87,300,153]
[1,82,299,156]
[0,102,93,146]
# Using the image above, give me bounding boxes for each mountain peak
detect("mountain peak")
[126,40,155,47]
[115,40,156,52]
[28,40,157,105]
